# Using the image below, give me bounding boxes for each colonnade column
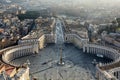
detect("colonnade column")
[83,45,85,52]
[87,45,89,53]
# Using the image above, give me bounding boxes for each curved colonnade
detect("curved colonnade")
[2,42,39,67]
[66,33,120,79]
[0,33,120,80]
[1,34,55,67]
[83,44,120,80]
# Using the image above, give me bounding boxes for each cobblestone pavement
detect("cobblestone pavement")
[12,44,112,80]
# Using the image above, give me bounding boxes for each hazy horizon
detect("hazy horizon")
[1,0,120,23]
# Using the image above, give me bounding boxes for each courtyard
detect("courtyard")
[12,43,112,80]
